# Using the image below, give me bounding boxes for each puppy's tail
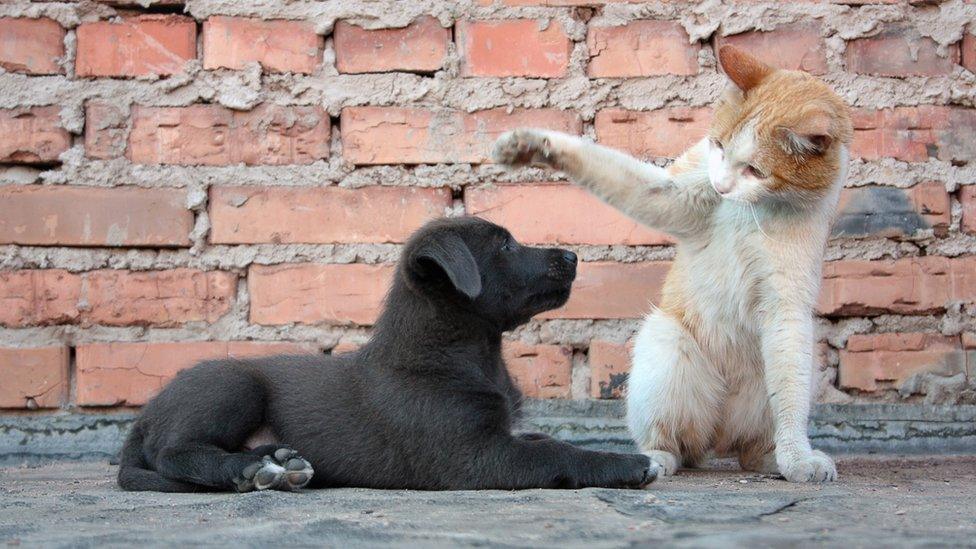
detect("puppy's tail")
[117,427,201,493]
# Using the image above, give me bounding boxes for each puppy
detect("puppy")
[117,217,656,492]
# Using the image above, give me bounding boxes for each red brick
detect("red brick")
[963,332,976,349]
[846,26,959,77]
[203,17,321,74]
[0,186,193,247]
[595,108,711,159]
[714,23,827,74]
[819,257,976,316]
[84,102,127,160]
[210,186,451,244]
[589,340,630,399]
[457,20,571,78]
[75,341,318,406]
[476,0,642,5]
[963,31,976,73]
[128,105,330,165]
[839,333,964,392]
[851,107,976,164]
[543,261,669,319]
[503,342,572,399]
[0,18,65,75]
[341,107,580,165]
[833,182,950,239]
[334,17,450,74]
[587,21,699,77]
[0,107,70,164]
[465,183,671,245]
[0,269,236,328]
[76,15,196,77]
[0,346,68,409]
[249,263,394,326]
[961,186,976,235]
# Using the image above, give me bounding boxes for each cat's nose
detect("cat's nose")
[712,178,735,195]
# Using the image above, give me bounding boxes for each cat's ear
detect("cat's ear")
[777,111,834,156]
[718,45,773,92]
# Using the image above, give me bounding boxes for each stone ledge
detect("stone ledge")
[2,402,975,465]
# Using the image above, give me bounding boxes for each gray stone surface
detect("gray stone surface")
[1,456,974,547]
[4,402,976,466]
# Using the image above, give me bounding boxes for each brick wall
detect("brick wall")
[1,0,975,415]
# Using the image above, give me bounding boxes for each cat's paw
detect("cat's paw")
[778,450,836,483]
[643,450,679,477]
[235,447,314,492]
[492,129,556,167]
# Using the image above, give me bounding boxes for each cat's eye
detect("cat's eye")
[745,164,765,179]
[710,138,724,151]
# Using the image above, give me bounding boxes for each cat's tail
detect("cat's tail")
[116,427,201,493]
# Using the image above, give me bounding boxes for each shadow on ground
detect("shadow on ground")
[1,456,974,547]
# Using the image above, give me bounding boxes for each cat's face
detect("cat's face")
[707,46,853,206]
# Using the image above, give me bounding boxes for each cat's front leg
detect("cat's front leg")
[762,311,837,483]
[492,128,581,172]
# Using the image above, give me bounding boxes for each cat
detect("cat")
[491,45,853,483]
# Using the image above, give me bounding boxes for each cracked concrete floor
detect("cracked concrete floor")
[0,456,974,548]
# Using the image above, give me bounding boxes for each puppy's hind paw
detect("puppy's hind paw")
[235,447,314,492]
[492,129,555,168]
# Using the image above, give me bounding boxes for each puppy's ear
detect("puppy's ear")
[411,232,482,299]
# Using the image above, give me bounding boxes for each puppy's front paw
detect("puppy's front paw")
[643,450,679,477]
[778,450,836,483]
[492,129,556,167]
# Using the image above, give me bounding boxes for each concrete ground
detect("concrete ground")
[1,456,974,548]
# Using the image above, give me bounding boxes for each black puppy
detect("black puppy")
[118,217,656,492]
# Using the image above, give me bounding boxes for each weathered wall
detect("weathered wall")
[0,0,975,417]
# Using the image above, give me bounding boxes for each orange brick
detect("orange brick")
[0,269,236,328]
[465,183,671,245]
[503,342,572,399]
[587,21,699,77]
[543,261,669,319]
[0,107,70,164]
[76,15,196,77]
[589,340,631,399]
[0,346,68,409]
[334,17,449,74]
[714,23,827,74]
[832,182,950,239]
[819,257,976,316]
[961,186,976,235]
[128,105,331,165]
[963,31,976,73]
[210,186,450,244]
[203,17,321,74]
[248,263,394,326]
[457,20,571,78]
[75,341,318,406]
[0,186,193,247]
[0,18,65,75]
[595,108,711,159]
[851,107,976,164]
[341,107,580,165]
[846,25,959,77]
[839,333,964,392]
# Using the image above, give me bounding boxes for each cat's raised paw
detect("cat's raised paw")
[779,450,836,483]
[492,129,555,167]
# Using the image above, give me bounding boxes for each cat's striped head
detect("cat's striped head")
[707,46,853,206]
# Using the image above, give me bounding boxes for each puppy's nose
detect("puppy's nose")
[561,251,578,265]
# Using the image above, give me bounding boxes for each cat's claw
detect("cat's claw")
[492,129,555,167]
[779,450,836,483]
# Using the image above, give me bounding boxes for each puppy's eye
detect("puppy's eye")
[745,164,765,179]
[500,238,516,252]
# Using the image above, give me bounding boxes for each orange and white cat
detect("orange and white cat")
[492,46,853,483]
